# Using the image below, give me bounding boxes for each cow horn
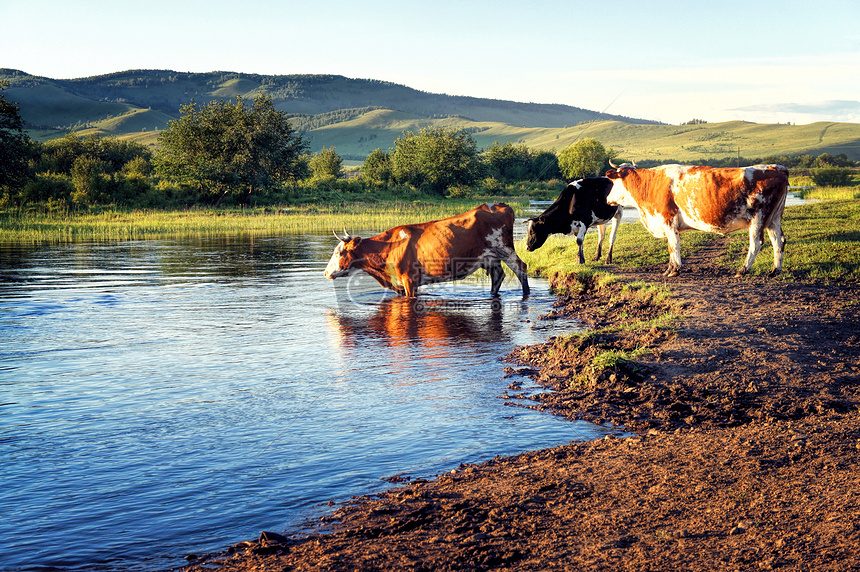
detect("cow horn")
[343,228,352,240]
[333,229,345,242]
[609,159,618,169]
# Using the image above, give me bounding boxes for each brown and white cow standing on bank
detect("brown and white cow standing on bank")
[605,162,789,277]
[324,203,530,298]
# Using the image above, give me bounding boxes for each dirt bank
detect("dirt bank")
[180,240,860,571]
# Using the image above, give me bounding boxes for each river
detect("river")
[0,232,610,571]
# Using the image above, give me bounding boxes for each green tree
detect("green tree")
[812,153,834,169]
[484,141,533,182]
[70,155,111,204]
[309,146,342,179]
[811,167,853,187]
[36,133,152,176]
[362,148,393,187]
[796,155,815,168]
[558,138,608,179]
[530,150,561,181]
[121,156,152,178]
[391,126,483,193]
[154,95,308,205]
[0,81,34,196]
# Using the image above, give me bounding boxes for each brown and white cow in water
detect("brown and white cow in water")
[605,162,789,277]
[324,203,530,298]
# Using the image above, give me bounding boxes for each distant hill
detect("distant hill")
[2,68,860,162]
[301,110,860,163]
[0,68,655,129]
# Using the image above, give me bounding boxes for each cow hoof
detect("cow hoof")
[767,269,782,278]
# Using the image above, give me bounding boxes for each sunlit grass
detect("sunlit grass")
[0,201,517,244]
[518,195,860,283]
[5,192,860,283]
[795,186,860,201]
[516,220,716,277]
[725,198,860,282]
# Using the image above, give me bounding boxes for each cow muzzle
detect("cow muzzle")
[324,261,350,279]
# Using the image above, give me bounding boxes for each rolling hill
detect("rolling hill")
[2,68,860,162]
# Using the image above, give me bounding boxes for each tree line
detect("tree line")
[1,87,856,211]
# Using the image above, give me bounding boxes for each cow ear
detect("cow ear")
[341,235,361,249]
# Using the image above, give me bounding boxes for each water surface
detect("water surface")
[0,234,609,571]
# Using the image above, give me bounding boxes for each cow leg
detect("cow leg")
[401,276,417,297]
[592,224,606,262]
[665,229,682,277]
[603,208,622,264]
[575,225,588,264]
[765,192,788,277]
[497,249,530,298]
[766,219,786,277]
[738,213,766,277]
[486,259,505,297]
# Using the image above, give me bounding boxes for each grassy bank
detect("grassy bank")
[0,199,528,243]
[518,187,860,283]
[513,185,860,392]
[4,188,859,283]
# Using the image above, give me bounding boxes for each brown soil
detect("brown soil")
[180,238,860,572]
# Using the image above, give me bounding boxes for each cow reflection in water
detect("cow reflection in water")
[326,296,510,367]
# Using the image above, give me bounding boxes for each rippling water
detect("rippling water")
[0,233,610,571]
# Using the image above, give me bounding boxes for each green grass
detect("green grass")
[795,186,860,201]
[725,197,860,281]
[516,222,717,276]
[0,201,511,243]
[518,190,860,283]
[5,191,860,283]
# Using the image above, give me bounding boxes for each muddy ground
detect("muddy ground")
[181,239,860,571]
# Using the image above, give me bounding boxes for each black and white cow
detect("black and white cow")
[525,177,623,264]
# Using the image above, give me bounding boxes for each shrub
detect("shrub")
[480,177,503,195]
[362,148,393,187]
[446,184,475,198]
[18,172,74,204]
[309,147,342,178]
[811,168,853,187]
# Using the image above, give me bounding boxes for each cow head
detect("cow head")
[324,230,363,279]
[524,218,550,251]
[606,160,638,207]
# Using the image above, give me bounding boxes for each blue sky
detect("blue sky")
[4,0,859,125]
